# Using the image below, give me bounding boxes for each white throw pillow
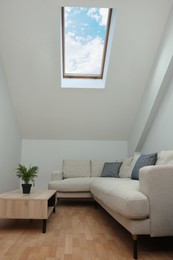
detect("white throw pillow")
[156,150,173,165]
[119,153,141,178]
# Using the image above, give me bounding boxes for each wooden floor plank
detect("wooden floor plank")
[0,201,173,259]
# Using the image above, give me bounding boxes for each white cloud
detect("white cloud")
[87,8,100,24]
[87,8,108,27]
[65,33,104,74]
[67,31,75,37]
[65,7,73,13]
[99,8,109,26]
[65,14,72,28]
[64,7,76,28]
[64,7,72,21]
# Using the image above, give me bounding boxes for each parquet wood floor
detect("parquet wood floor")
[0,200,172,260]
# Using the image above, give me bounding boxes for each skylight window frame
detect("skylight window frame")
[61,7,112,80]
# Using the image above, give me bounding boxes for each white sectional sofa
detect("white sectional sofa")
[48,151,173,259]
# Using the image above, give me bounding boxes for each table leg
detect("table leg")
[42,219,47,233]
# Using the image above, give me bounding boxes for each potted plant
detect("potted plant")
[16,164,39,194]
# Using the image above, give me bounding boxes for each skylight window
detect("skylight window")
[61,7,112,79]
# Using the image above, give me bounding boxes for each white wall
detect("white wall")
[0,59,22,193]
[21,139,127,188]
[128,5,173,155]
[141,75,173,153]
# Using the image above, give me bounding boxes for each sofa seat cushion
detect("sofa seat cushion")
[49,177,99,192]
[91,178,149,219]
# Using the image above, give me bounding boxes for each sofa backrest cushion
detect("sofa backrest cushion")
[131,153,157,180]
[119,153,140,178]
[91,160,106,177]
[156,150,173,165]
[63,160,91,178]
[101,162,122,177]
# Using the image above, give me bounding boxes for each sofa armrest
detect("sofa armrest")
[139,165,173,237]
[51,170,63,181]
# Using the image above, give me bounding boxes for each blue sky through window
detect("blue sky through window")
[63,7,110,76]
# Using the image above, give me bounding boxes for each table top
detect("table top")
[0,189,56,200]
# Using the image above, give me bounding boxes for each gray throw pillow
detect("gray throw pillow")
[131,153,157,180]
[101,162,122,177]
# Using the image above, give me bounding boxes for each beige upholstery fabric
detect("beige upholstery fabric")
[63,160,91,178]
[119,157,133,178]
[94,197,150,235]
[91,160,106,177]
[48,157,173,238]
[51,171,63,181]
[119,153,140,178]
[91,178,149,219]
[49,177,99,192]
[156,150,173,165]
[139,165,173,236]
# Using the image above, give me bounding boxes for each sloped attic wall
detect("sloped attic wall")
[128,5,173,155]
[141,74,173,153]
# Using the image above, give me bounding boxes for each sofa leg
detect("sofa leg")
[132,235,138,260]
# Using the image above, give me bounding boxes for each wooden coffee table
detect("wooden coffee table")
[0,189,57,233]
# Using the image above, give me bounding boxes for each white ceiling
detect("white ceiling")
[0,0,172,140]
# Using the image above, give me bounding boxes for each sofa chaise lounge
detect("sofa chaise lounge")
[48,150,173,259]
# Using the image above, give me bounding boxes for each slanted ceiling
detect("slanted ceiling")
[0,0,172,140]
